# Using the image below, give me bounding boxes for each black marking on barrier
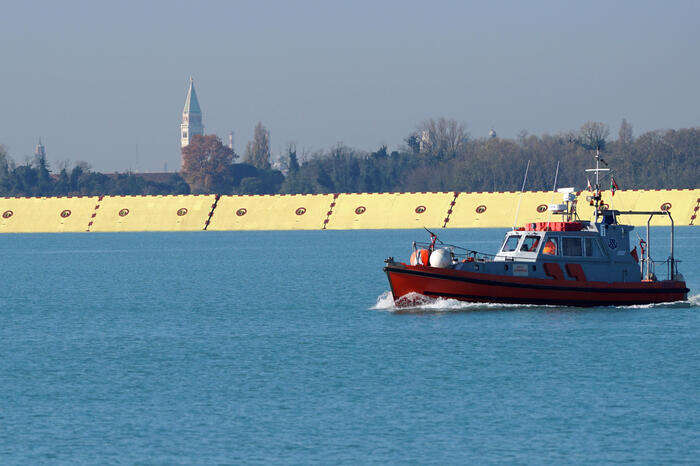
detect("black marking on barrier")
[322,193,340,230]
[690,197,700,226]
[295,207,306,216]
[475,205,487,214]
[442,191,461,228]
[177,207,188,216]
[119,208,129,217]
[86,196,103,232]
[355,206,366,215]
[236,208,247,217]
[203,194,220,230]
[2,210,13,219]
[537,204,548,213]
[415,205,426,214]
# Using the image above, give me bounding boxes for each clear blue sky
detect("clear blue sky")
[1,0,698,172]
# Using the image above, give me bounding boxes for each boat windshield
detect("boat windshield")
[520,235,541,252]
[501,235,521,252]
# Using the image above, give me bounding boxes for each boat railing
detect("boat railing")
[413,241,497,262]
[644,257,682,282]
[609,209,676,281]
[453,250,497,262]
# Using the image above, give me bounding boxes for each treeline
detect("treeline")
[0,152,191,196]
[279,121,698,194]
[1,120,697,197]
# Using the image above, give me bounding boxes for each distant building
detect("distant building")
[419,130,430,153]
[489,129,497,139]
[34,138,46,158]
[180,77,204,148]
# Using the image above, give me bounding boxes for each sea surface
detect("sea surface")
[1,228,698,463]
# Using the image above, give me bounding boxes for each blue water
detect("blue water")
[1,228,698,463]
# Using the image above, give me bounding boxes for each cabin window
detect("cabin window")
[520,235,541,252]
[501,235,521,252]
[585,237,604,257]
[562,237,583,256]
[542,237,559,255]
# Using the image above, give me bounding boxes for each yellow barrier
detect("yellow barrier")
[604,189,699,226]
[324,192,456,229]
[88,195,215,231]
[0,196,98,232]
[448,189,700,228]
[447,191,555,228]
[0,189,697,233]
[207,194,334,230]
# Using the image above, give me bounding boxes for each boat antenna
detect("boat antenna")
[584,148,610,222]
[424,227,440,249]
[545,161,560,229]
[512,159,531,229]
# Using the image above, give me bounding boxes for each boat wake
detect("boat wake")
[371,291,700,313]
[619,293,700,310]
[371,291,540,313]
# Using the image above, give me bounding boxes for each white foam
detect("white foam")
[371,291,533,313]
[371,292,700,313]
[371,291,396,310]
[620,294,700,310]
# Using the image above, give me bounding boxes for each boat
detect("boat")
[383,155,689,307]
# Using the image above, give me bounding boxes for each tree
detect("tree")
[286,143,300,174]
[52,168,69,195]
[404,132,421,154]
[181,134,236,192]
[578,121,610,152]
[69,162,89,193]
[238,177,266,194]
[516,130,530,145]
[618,118,633,145]
[371,145,388,159]
[244,122,271,169]
[415,118,469,159]
[32,151,53,195]
[0,145,10,178]
[164,174,191,194]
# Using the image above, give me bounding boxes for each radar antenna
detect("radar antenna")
[584,148,610,222]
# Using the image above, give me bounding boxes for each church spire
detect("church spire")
[183,77,201,115]
[180,77,204,149]
[34,138,46,158]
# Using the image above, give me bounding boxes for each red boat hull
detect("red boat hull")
[384,264,689,307]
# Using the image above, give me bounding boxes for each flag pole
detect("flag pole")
[512,160,530,229]
[546,161,560,229]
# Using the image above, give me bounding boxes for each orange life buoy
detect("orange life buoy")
[410,249,431,266]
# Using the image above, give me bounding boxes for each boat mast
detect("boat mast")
[585,149,610,222]
[512,160,530,229]
[545,161,560,228]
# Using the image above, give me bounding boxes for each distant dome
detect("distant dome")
[488,129,497,139]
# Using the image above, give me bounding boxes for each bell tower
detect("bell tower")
[180,77,204,148]
[34,138,46,158]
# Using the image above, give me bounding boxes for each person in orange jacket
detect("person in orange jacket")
[542,239,557,255]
